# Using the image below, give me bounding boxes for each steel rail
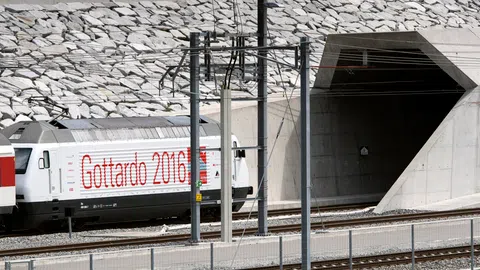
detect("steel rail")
[232,202,377,220]
[246,244,480,269]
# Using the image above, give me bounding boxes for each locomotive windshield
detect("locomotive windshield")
[14,148,32,174]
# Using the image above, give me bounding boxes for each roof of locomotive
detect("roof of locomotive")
[0,132,11,147]
[1,115,221,144]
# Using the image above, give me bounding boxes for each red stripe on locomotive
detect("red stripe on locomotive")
[0,156,15,187]
[187,146,208,185]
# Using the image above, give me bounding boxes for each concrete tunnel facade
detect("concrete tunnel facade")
[182,28,480,212]
[314,28,480,213]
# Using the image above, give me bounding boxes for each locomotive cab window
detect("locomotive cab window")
[233,141,246,158]
[14,148,32,174]
[39,151,50,169]
[233,141,239,158]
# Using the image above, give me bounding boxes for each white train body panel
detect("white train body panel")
[15,135,248,204]
[0,187,15,208]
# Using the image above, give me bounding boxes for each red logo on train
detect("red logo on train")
[81,147,208,190]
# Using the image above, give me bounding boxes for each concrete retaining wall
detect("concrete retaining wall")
[375,87,480,213]
[201,96,302,202]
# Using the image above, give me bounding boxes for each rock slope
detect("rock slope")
[0,0,477,126]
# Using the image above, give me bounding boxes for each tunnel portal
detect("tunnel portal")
[311,30,475,208]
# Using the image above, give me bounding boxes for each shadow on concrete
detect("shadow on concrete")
[310,93,463,204]
[282,109,301,201]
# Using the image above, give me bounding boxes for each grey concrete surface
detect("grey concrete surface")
[313,29,480,91]
[309,94,453,199]
[418,28,480,89]
[202,95,387,207]
[202,96,303,203]
[200,27,480,207]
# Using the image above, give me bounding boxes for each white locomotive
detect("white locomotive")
[0,116,252,230]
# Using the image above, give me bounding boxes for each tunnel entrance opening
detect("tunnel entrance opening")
[330,49,463,91]
[311,48,465,202]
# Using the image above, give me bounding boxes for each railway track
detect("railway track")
[232,202,377,220]
[0,202,376,237]
[1,207,480,258]
[247,244,480,269]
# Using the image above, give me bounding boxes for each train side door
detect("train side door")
[233,141,238,183]
[233,141,245,184]
[39,150,60,199]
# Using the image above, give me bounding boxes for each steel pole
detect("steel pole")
[68,216,72,239]
[349,230,353,270]
[300,36,311,270]
[221,82,233,242]
[211,242,214,270]
[190,32,201,242]
[257,0,268,236]
[150,248,154,270]
[411,224,415,270]
[471,219,474,270]
[279,236,283,270]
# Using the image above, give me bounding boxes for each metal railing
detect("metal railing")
[2,216,480,270]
